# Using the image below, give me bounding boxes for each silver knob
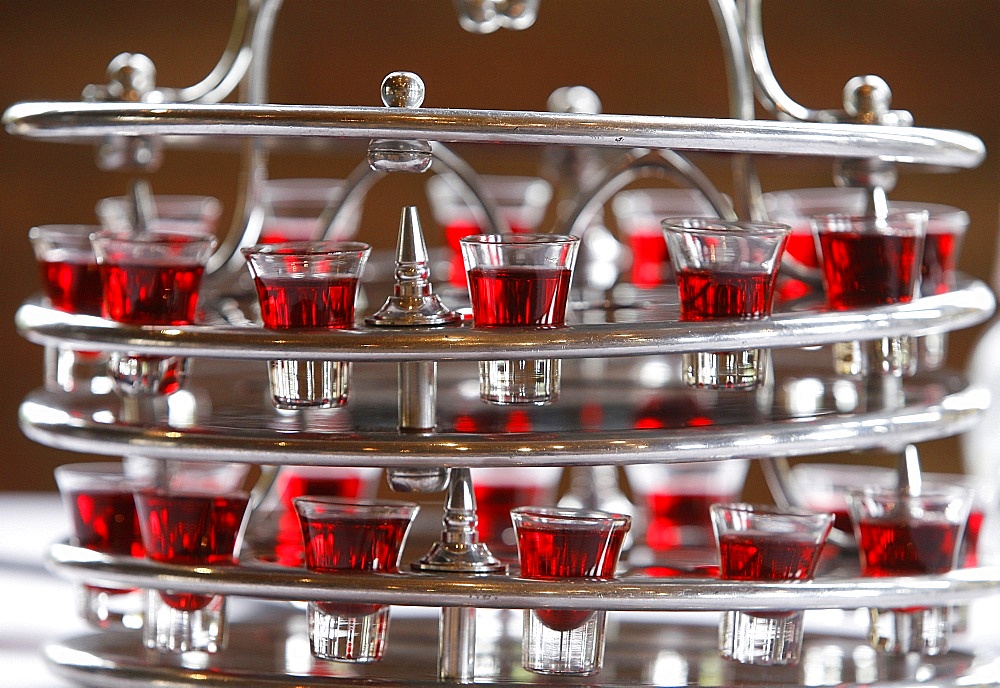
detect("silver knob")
[368,72,433,173]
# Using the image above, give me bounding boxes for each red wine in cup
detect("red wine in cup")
[962,509,984,568]
[134,491,249,611]
[644,492,732,551]
[300,514,412,616]
[856,516,960,576]
[101,263,204,325]
[473,483,547,556]
[40,260,103,316]
[68,489,144,595]
[718,532,824,582]
[253,275,358,329]
[675,269,773,321]
[273,473,367,567]
[517,521,625,632]
[818,232,921,310]
[922,232,958,296]
[467,266,572,327]
[628,230,669,287]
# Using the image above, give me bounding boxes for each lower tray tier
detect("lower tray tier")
[44,604,1000,688]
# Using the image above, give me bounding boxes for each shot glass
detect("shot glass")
[54,462,147,629]
[610,188,723,288]
[293,497,420,663]
[661,218,790,389]
[427,174,552,288]
[710,503,834,666]
[624,460,750,552]
[259,178,360,244]
[460,233,579,405]
[242,241,371,409]
[134,465,251,653]
[811,211,927,377]
[91,229,217,396]
[96,194,222,235]
[29,224,113,393]
[267,465,382,567]
[512,506,631,676]
[469,466,563,560]
[846,485,973,656]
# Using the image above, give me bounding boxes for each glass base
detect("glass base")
[522,609,605,676]
[143,590,226,654]
[268,359,351,409]
[683,349,768,390]
[110,353,189,396]
[45,347,113,395]
[916,332,948,371]
[308,602,389,663]
[719,610,805,666]
[832,337,916,378]
[76,585,144,631]
[479,359,560,405]
[868,607,953,656]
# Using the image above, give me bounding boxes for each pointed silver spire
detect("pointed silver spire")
[366,206,462,326]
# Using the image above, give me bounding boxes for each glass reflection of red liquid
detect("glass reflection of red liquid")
[645,492,731,551]
[274,472,367,567]
[300,515,412,617]
[252,275,358,329]
[134,491,249,611]
[921,232,959,296]
[962,510,984,568]
[40,260,104,316]
[467,266,572,327]
[718,532,824,582]
[818,233,921,310]
[473,483,546,557]
[68,489,144,595]
[675,269,773,321]
[517,522,625,632]
[101,263,204,325]
[628,230,669,288]
[856,516,960,576]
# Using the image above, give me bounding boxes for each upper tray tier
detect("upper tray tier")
[15,277,996,361]
[2,101,986,166]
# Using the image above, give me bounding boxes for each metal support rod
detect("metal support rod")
[439,606,477,682]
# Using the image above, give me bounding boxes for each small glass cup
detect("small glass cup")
[259,178,360,244]
[91,230,217,396]
[428,174,553,288]
[811,211,928,377]
[469,466,563,561]
[460,233,579,405]
[266,465,382,567]
[611,188,723,288]
[661,218,790,389]
[710,503,834,666]
[624,460,750,552]
[846,485,973,656]
[242,241,371,409]
[511,506,631,676]
[96,194,222,235]
[133,463,251,653]
[54,462,147,629]
[788,462,897,542]
[293,497,420,663]
[29,224,112,394]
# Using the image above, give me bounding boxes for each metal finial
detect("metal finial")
[366,207,462,326]
[898,444,923,497]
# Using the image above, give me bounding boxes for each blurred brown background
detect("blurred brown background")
[1,1,998,493]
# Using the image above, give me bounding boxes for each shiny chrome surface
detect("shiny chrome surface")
[2,100,986,167]
[14,277,995,361]
[47,542,1000,612]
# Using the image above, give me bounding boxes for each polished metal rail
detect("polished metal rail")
[14,277,995,361]
[2,101,986,167]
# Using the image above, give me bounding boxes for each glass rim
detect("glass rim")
[844,484,974,502]
[135,486,251,500]
[810,210,929,232]
[709,501,834,524]
[458,232,579,246]
[510,505,632,528]
[29,223,103,239]
[241,240,371,257]
[292,496,420,517]
[54,461,130,476]
[660,216,791,236]
[91,228,218,245]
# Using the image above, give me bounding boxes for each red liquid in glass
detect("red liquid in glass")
[718,532,823,582]
[273,473,367,567]
[962,509,984,568]
[645,492,731,551]
[818,232,921,310]
[467,266,572,327]
[921,232,958,296]
[473,484,546,557]
[134,491,249,611]
[39,260,103,316]
[518,522,625,632]
[67,489,144,595]
[100,263,204,325]
[675,269,773,321]
[253,275,358,329]
[300,515,412,616]
[856,517,959,576]
[628,230,669,287]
